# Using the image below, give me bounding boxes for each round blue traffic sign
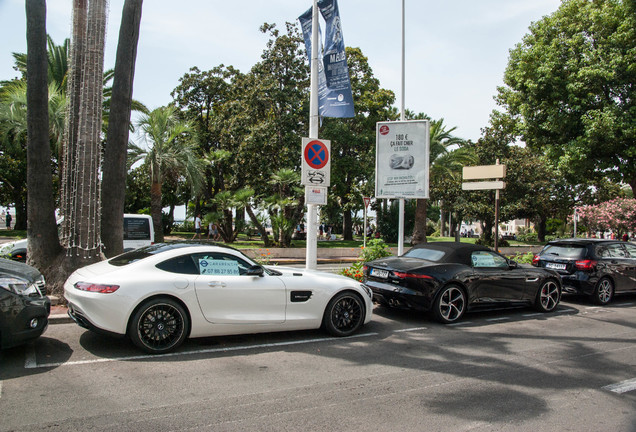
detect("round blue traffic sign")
[304,140,329,169]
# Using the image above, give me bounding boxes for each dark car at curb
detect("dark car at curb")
[364,242,562,324]
[0,258,50,349]
[532,238,636,305]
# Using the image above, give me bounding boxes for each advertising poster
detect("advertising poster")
[375,120,430,199]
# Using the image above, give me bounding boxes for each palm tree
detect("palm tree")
[129,106,204,242]
[411,118,476,244]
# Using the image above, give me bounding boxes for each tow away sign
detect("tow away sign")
[301,138,331,187]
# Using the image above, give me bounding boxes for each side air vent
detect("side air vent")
[291,291,312,302]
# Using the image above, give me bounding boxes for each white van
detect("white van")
[122,214,155,251]
[0,214,154,260]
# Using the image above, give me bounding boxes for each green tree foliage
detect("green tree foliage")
[498,0,636,195]
[129,106,204,242]
[320,47,396,240]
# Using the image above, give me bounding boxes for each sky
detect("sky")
[0,0,563,143]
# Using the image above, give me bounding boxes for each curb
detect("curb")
[49,313,73,325]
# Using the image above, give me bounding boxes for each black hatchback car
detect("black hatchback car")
[532,239,636,305]
[0,258,50,349]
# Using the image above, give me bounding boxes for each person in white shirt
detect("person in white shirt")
[191,214,202,240]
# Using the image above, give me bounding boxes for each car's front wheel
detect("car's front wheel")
[323,292,365,337]
[433,285,466,324]
[534,279,561,312]
[592,277,614,305]
[129,298,189,354]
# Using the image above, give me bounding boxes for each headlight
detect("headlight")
[0,276,42,296]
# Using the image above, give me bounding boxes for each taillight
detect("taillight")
[393,271,433,280]
[575,260,597,271]
[532,255,540,266]
[74,282,120,293]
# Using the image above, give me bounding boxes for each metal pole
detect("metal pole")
[494,159,500,251]
[573,207,577,238]
[397,0,406,255]
[363,204,367,249]
[306,0,319,270]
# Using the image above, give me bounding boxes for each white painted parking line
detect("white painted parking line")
[448,321,472,326]
[394,327,428,333]
[27,332,379,369]
[0,381,3,399]
[24,344,36,369]
[523,313,542,317]
[486,317,510,322]
[603,378,636,394]
[620,303,634,307]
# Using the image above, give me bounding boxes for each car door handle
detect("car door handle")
[208,281,226,287]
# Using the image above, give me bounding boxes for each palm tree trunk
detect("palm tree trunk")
[150,179,164,242]
[26,0,62,269]
[411,198,428,245]
[102,0,143,257]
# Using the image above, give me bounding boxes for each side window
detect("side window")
[602,243,627,258]
[471,251,508,268]
[193,253,252,276]
[622,243,636,259]
[155,255,198,274]
[124,217,151,241]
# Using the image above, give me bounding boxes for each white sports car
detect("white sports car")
[64,243,373,353]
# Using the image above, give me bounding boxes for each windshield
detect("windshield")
[541,244,586,259]
[403,248,446,262]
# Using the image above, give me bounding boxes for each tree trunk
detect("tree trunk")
[245,204,271,247]
[150,179,163,242]
[25,0,64,287]
[536,215,547,243]
[12,192,27,231]
[343,209,353,241]
[102,0,143,257]
[411,198,428,245]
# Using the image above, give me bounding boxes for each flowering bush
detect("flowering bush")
[339,239,393,282]
[575,198,636,235]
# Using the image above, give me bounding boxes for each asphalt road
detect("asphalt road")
[2,296,636,431]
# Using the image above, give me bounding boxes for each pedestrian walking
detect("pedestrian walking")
[5,212,11,229]
[192,214,202,240]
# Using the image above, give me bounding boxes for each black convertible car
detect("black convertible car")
[364,242,562,324]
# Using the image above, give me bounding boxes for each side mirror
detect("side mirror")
[246,265,265,277]
[508,260,518,269]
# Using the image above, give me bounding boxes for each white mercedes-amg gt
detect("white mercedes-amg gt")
[64,243,373,353]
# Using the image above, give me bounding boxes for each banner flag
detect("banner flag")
[298,0,355,118]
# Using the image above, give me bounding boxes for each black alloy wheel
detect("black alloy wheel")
[129,298,189,354]
[433,285,466,324]
[592,277,614,305]
[323,292,365,337]
[534,279,561,312]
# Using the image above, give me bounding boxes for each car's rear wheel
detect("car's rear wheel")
[534,279,561,312]
[129,298,189,354]
[323,292,365,337]
[433,285,466,324]
[592,277,614,305]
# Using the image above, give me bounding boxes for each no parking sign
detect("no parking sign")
[301,138,331,187]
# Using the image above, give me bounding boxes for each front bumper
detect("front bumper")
[1,296,50,349]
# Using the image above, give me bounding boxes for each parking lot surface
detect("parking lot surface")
[1,297,635,431]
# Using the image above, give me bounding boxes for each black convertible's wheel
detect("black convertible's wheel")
[592,277,614,305]
[534,279,561,312]
[433,285,466,324]
[323,292,365,337]
[129,298,189,354]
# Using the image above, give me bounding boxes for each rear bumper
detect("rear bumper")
[366,280,435,311]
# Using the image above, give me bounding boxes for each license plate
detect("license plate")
[371,268,389,278]
[546,263,566,270]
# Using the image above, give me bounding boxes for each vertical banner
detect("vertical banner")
[298,0,355,118]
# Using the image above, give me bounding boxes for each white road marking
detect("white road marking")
[0,381,3,399]
[448,321,472,326]
[24,344,37,369]
[486,317,510,322]
[523,313,542,317]
[603,378,636,394]
[27,332,379,369]
[394,327,428,333]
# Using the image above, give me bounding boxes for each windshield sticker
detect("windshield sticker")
[199,259,240,276]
